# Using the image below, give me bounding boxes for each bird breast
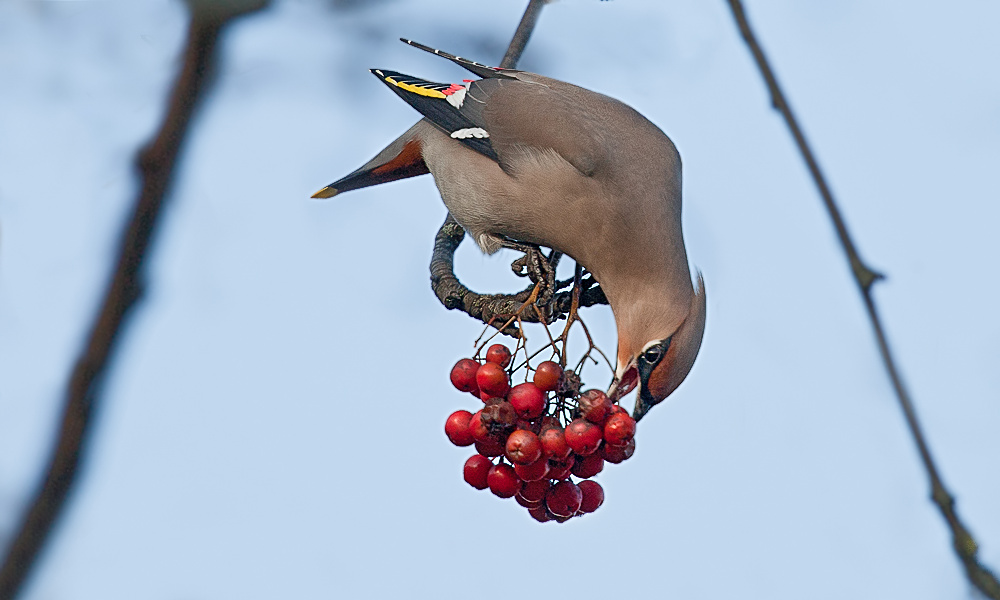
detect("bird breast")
[419,122,608,259]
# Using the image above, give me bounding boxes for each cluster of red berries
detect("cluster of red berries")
[444,344,637,523]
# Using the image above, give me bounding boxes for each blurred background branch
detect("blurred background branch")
[0,2,268,599]
[723,1,1000,597]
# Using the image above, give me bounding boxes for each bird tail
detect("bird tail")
[310,120,430,199]
[399,38,517,80]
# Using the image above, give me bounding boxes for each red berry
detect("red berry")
[514,456,550,482]
[463,455,492,490]
[578,389,612,425]
[505,429,543,465]
[476,362,510,398]
[528,505,552,523]
[602,437,636,464]
[444,410,475,446]
[533,361,563,392]
[546,480,583,517]
[450,358,480,392]
[516,493,542,508]
[578,480,605,513]
[546,458,574,480]
[509,382,546,419]
[487,463,522,498]
[604,413,637,446]
[564,418,603,456]
[609,404,628,416]
[468,410,491,443]
[539,426,572,460]
[572,452,605,479]
[475,438,506,458]
[485,344,512,368]
[518,478,551,503]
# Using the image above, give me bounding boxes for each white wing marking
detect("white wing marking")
[450,127,489,139]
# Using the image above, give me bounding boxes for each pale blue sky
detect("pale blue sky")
[1,1,998,598]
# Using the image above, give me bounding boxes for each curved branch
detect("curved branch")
[724,2,999,597]
[0,4,267,599]
[430,215,606,338]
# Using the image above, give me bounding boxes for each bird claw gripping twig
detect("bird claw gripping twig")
[429,214,608,338]
[505,241,561,313]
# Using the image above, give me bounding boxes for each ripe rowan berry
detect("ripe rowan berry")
[445,410,475,447]
[463,455,492,490]
[546,480,583,517]
[604,413,637,446]
[450,358,480,392]
[468,410,491,443]
[602,437,636,464]
[533,361,563,392]
[528,505,552,523]
[509,382,546,419]
[572,452,604,479]
[578,480,605,513]
[487,463,522,498]
[477,362,510,398]
[485,344,513,368]
[564,418,603,456]
[505,429,543,465]
[518,478,551,503]
[578,389,612,425]
[539,426,572,460]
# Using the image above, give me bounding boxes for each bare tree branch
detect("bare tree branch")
[723,2,1000,597]
[501,0,550,70]
[0,3,267,598]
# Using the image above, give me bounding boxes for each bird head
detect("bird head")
[609,273,706,421]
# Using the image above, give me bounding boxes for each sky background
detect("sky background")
[1,0,999,598]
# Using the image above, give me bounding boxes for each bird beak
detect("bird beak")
[633,394,652,422]
[607,362,638,402]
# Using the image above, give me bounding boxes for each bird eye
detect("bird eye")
[642,347,662,364]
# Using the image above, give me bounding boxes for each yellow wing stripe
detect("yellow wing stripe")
[385,76,447,99]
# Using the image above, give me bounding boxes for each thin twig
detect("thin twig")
[724,2,999,597]
[0,3,267,599]
[500,0,550,70]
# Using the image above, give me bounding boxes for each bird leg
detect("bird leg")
[505,241,560,311]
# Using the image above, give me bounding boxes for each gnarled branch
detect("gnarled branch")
[430,215,607,337]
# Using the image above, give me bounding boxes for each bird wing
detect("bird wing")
[371,68,607,179]
[371,69,500,162]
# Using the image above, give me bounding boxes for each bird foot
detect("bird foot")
[506,242,559,311]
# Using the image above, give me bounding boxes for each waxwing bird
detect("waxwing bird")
[313,40,706,421]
